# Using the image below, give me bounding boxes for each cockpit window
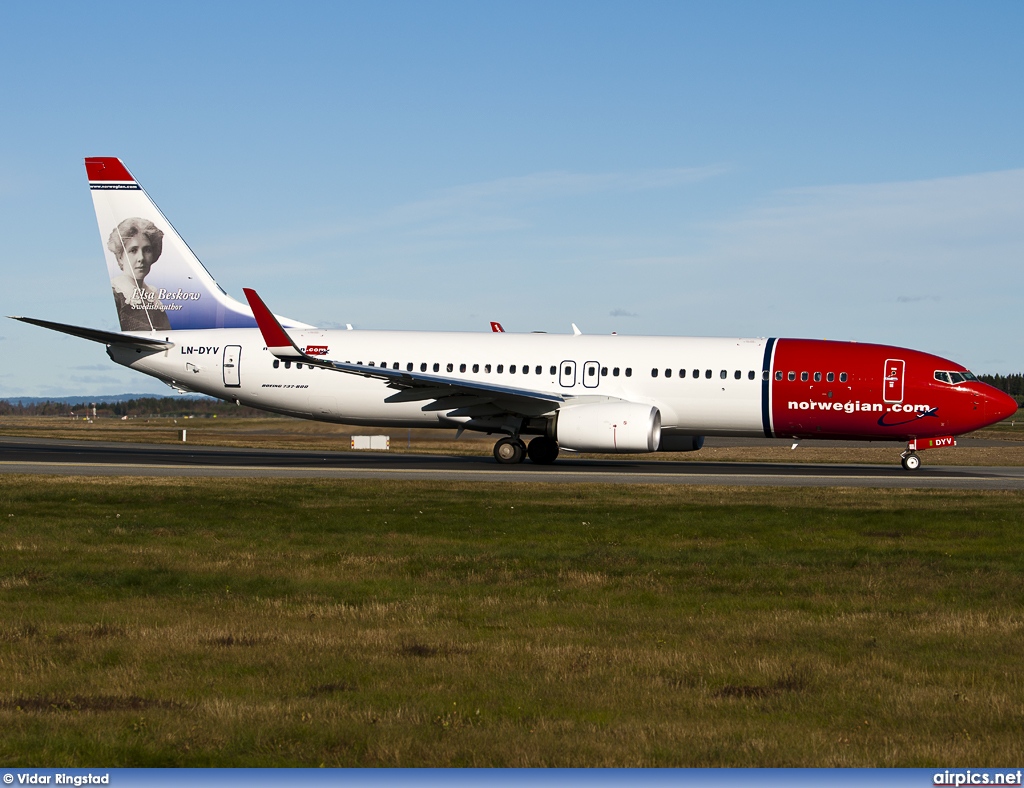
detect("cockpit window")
[935,370,977,385]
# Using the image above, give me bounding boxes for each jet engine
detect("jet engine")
[554,402,661,453]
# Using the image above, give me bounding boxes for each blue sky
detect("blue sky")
[1,1,1022,396]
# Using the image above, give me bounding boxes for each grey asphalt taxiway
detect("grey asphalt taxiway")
[1,435,1023,489]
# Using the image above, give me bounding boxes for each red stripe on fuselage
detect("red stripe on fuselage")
[769,339,1015,440]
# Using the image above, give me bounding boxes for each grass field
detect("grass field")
[1,477,1022,766]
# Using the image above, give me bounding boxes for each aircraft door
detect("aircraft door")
[582,360,601,389]
[883,358,904,403]
[223,345,242,388]
[559,360,577,388]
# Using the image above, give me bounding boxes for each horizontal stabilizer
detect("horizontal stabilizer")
[9,316,173,350]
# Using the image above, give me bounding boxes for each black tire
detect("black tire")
[527,437,560,464]
[902,454,921,471]
[494,437,525,464]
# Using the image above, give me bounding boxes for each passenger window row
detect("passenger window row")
[269,357,803,387]
[652,368,759,380]
[271,360,639,377]
[775,370,848,383]
[269,359,850,389]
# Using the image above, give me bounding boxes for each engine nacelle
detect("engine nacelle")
[555,402,661,453]
[658,434,705,452]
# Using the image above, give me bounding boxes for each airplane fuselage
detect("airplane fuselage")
[112,328,1012,444]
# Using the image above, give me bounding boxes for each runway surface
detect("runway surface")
[1,435,1023,489]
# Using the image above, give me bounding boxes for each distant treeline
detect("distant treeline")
[977,374,1024,399]
[0,397,280,419]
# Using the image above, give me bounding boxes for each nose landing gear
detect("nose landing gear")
[899,435,957,470]
[900,451,921,471]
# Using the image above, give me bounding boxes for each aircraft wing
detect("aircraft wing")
[242,289,563,418]
[9,316,174,350]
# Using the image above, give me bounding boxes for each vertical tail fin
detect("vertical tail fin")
[86,158,307,332]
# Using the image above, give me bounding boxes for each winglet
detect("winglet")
[490,321,505,333]
[242,288,304,359]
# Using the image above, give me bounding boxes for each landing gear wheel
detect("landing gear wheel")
[494,437,525,464]
[527,436,560,464]
[901,453,921,471]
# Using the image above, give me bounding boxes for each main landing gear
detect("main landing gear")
[493,437,525,464]
[526,436,559,464]
[493,436,560,465]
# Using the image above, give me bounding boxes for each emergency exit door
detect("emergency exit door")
[223,345,241,387]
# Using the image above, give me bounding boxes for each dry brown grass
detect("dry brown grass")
[1,477,1022,765]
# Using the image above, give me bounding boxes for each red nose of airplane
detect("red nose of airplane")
[989,389,1019,423]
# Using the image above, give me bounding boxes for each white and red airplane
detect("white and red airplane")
[12,158,1018,469]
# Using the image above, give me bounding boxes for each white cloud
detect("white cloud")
[635,168,1024,368]
[68,375,127,385]
[420,166,727,205]
[682,168,1024,274]
[201,165,727,261]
